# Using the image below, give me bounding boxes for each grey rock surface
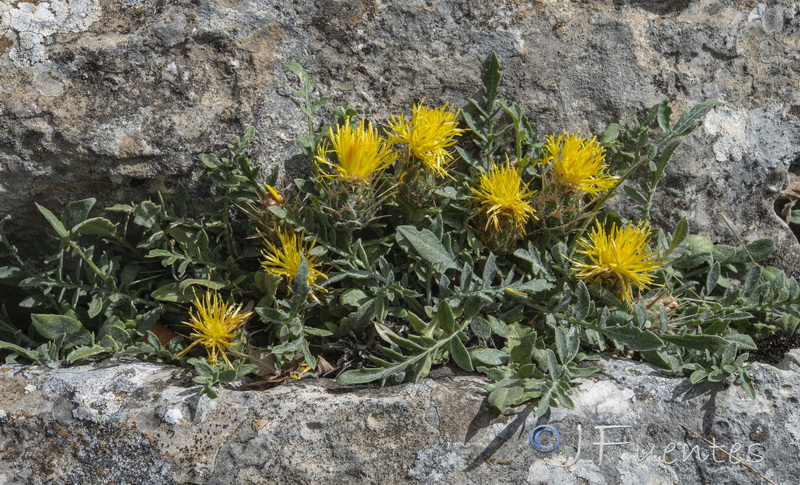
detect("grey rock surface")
[1,353,799,484]
[1,0,800,268]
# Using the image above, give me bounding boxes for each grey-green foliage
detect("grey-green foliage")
[0,128,276,370]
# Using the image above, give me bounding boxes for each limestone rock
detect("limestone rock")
[1,0,799,267]
[1,353,799,483]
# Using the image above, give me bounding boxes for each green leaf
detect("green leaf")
[712,244,737,263]
[303,327,334,337]
[470,348,509,366]
[574,281,590,321]
[178,278,226,293]
[482,52,502,103]
[396,226,457,270]
[742,266,762,295]
[623,186,648,205]
[555,326,579,365]
[657,102,672,132]
[31,314,91,347]
[743,238,776,263]
[669,218,688,253]
[482,252,497,288]
[670,100,723,137]
[133,201,162,229]
[87,295,105,319]
[66,344,109,363]
[0,266,24,281]
[641,350,682,371]
[0,341,42,362]
[598,325,663,351]
[535,380,559,417]
[507,279,553,294]
[706,262,720,294]
[268,206,287,219]
[36,204,70,238]
[601,123,620,144]
[337,366,394,385]
[487,377,524,412]
[487,315,510,337]
[722,333,757,350]
[689,369,708,385]
[450,337,473,371]
[151,283,195,303]
[437,300,456,335]
[63,198,96,229]
[469,316,492,340]
[671,234,714,268]
[73,217,118,238]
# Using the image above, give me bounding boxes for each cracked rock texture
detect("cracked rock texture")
[1,0,800,267]
[1,353,799,483]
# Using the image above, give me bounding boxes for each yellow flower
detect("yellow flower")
[543,133,618,195]
[314,118,397,184]
[571,221,663,304]
[471,160,537,235]
[387,103,467,177]
[260,229,327,290]
[174,291,252,368]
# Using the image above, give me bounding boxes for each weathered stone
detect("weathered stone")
[1,0,800,268]
[1,353,799,484]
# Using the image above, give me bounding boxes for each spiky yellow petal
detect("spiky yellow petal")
[260,229,327,290]
[571,221,663,304]
[314,118,397,184]
[387,103,467,177]
[471,160,537,235]
[544,133,618,195]
[175,291,252,368]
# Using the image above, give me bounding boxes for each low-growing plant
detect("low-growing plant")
[1,54,798,413]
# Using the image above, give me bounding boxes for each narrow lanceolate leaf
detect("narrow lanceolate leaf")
[574,281,591,321]
[597,325,664,351]
[336,365,395,385]
[437,300,456,335]
[668,218,688,253]
[662,334,727,352]
[36,204,70,238]
[0,342,42,362]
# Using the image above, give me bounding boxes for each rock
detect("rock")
[1,0,799,267]
[1,353,799,484]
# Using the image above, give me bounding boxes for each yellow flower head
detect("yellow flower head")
[260,229,327,290]
[471,160,538,235]
[544,133,618,195]
[388,103,467,177]
[314,118,398,184]
[175,291,252,368]
[571,220,663,304]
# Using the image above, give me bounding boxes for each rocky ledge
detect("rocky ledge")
[1,352,798,484]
